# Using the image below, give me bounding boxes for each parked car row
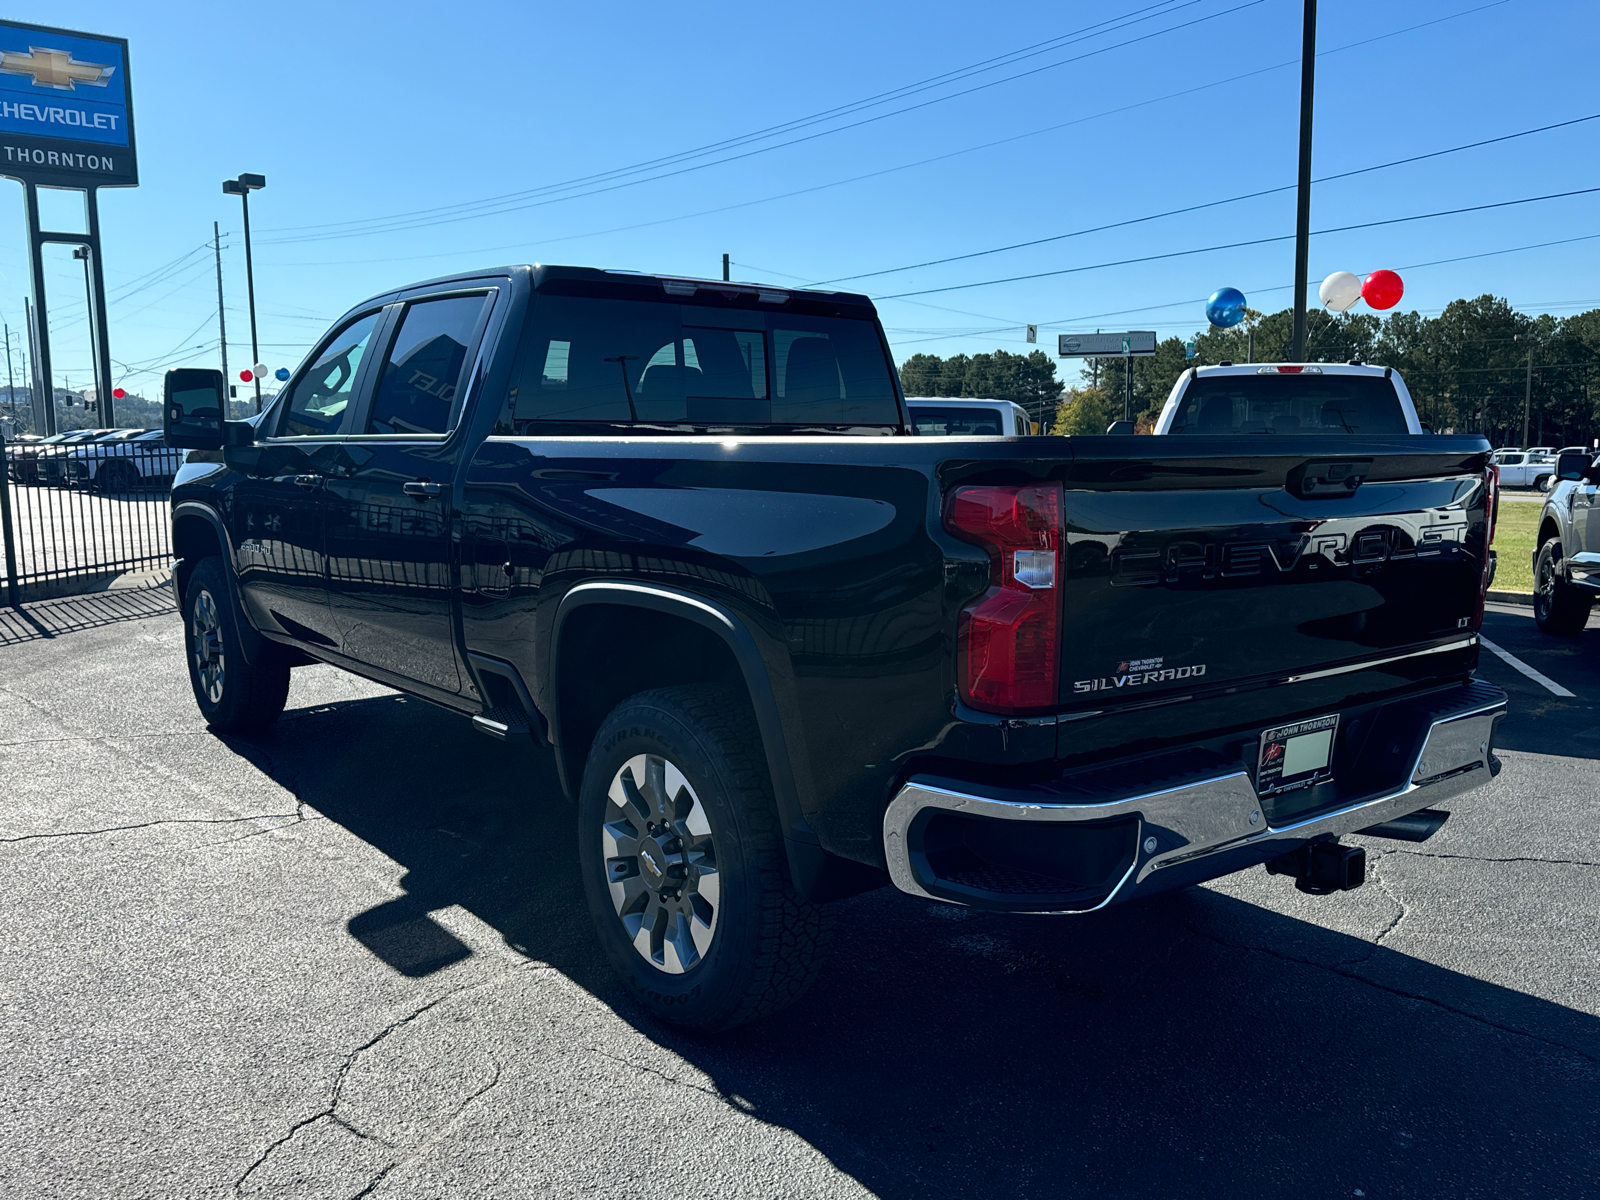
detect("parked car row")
[5,427,186,492]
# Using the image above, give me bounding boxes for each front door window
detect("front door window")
[280,312,380,437]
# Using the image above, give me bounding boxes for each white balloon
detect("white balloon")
[1319,271,1362,313]
[252,362,268,379]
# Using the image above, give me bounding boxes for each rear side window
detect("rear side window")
[368,294,490,434]
[502,295,899,431]
[910,406,1004,435]
[1168,375,1409,435]
[280,311,380,437]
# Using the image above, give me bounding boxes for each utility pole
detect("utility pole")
[1522,346,1533,447]
[1289,0,1317,362]
[3,324,14,416]
[722,253,730,282]
[213,222,230,400]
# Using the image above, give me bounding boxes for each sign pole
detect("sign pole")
[1124,352,1133,424]
[84,188,114,426]
[22,183,54,436]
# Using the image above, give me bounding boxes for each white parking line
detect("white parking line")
[1480,636,1577,698]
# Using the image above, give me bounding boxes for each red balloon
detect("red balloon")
[1362,269,1404,310]
[112,387,125,399]
[239,369,253,382]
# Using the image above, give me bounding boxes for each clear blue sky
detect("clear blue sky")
[7,0,1599,399]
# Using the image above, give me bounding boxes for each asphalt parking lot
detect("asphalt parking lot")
[1,593,1596,1199]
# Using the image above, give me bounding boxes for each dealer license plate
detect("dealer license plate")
[1256,713,1339,795]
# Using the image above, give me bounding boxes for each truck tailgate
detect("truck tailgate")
[1056,439,1490,709]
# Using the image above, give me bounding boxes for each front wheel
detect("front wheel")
[577,685,830,1031]
[1533,537,1593,636]
[183,557,291,731]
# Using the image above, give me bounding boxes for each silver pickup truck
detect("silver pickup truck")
[1534,449,1600,634]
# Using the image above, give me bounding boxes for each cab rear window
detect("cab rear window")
[1169,375,1408,435]
[502,295,901,432]
[910,406,1003,435]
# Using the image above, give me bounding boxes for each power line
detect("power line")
[810,112,1600,287]
[886,230,1600,347]
[258,0,1268,247]
[257,0,1511,272]
[261,1,1202,238]
[875,186,1600,300]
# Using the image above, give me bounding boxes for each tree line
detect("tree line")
[900,295,1600,445]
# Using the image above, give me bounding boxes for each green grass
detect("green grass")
[1493,500,1540,593]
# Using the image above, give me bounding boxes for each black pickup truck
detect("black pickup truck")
[164,264,1507,1030]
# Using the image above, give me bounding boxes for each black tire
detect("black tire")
[96,459,138,494]
[1533,536,1593,636]
[577,685,830,1031]
[1533,474,1551,491]
[182,557,291,731]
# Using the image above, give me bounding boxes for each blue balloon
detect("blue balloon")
[274,367,291,381]
[1205,287,1247,329]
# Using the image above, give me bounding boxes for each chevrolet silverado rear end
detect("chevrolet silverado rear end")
[884,435,1504,912]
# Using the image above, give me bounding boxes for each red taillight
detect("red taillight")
[1474,463,1499,631]
[1486,463,1499,548]
[944,484,1062,714]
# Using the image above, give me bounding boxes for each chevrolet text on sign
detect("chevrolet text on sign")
[0,20,135,188]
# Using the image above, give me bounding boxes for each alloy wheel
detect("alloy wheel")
[601,753,720,974]
[191,588,226,704]
[1534,548,1556,620]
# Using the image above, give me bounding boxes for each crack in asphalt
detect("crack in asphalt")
[0,731,216,747]
[1387,849,1600,869]
[587,1045,727,1102]
[1183,919,1600,1067]
[1,812,308,844]
[234,967,535,1197]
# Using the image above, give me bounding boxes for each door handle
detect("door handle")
[292,474,323,490]
[403,480,443,497]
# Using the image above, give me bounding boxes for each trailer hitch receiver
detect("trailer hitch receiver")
[1266,841,1366,894]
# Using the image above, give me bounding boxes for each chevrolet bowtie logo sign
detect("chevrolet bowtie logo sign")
[0,45,114,90]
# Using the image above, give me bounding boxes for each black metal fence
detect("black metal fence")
[1,433,177,606]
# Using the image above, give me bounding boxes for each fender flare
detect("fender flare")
[549,579,815,853]
[171,500,263,664]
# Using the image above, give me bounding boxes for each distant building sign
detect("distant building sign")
[1057,331,1157,358]
[0,20,135,188]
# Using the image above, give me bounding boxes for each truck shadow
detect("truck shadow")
[229,690,1600,1200]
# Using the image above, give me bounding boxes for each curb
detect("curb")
[1487,589,1533,607]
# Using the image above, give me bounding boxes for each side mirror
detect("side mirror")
[163,368,254,450]
[1556,450,1591,483]
[1105,420,1135,436]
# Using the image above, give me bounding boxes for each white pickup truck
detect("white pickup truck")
[1153,363,1424,435]
[1490,448,1557,490]
[906,397,1036,436]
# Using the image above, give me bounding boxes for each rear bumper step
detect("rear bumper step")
[883,682,1506,913]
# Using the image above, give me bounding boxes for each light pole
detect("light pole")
[70,245,113,425]
[222,173,266,410]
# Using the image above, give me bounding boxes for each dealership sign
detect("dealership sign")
[0,20,135,188]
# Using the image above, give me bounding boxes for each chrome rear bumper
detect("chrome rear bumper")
[883,683,1507,912]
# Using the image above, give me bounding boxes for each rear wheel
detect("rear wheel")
[577,685,830,1031]
[1533,537,1593,636]
[183,557,290,731]
[96,459,138,494]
